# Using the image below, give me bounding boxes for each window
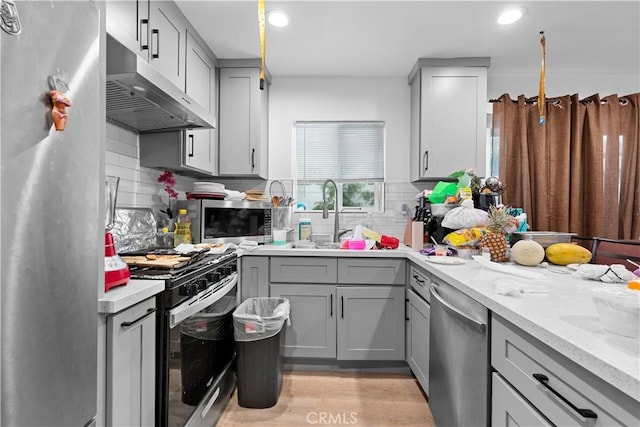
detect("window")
[295,121,385,213]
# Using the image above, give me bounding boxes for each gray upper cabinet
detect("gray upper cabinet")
[218,65,269,178]
[105,0,150,61]
[183,30,216,174]
[337,286,405,361]
[149,1,186,91]
[138,14,218,176]
[408,58,490,181]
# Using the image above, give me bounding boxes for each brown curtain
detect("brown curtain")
[492,93,640,239]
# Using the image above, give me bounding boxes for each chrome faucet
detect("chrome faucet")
[322,179,340,243]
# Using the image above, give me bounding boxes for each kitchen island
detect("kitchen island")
[239,244,639,422]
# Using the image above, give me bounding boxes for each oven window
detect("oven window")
[168,295,236,423]
[203,208,266,239]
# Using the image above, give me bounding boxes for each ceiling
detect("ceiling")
[176,1,640,78]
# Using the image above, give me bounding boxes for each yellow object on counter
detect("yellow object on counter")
[628,279,640,291]
[545,243,592,266]
[362,227,381,243]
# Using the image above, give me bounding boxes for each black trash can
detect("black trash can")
[180,296,237,406]
[233,297,290,409]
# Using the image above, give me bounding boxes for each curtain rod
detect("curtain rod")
[489,96,629,105]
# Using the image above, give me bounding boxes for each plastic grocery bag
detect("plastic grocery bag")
[428,182,458,204]
[233,297,291,342]
[441,199,489,229]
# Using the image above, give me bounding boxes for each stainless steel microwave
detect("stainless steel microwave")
[186,199,272,244]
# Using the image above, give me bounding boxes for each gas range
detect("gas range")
[141,249,239,427]
[129,250,238,309]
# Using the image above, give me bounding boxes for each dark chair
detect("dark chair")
[591,237,640,272]
[571,236,640,272]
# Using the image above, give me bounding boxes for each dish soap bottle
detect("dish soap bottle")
[173,209,192,247]
[298,218,312,241]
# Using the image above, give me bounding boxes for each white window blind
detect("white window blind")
[296,121,384,181]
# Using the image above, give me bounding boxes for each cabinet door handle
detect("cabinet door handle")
[121,308,156,328]
[330,294,333,317]
[532,373,597,420]
[413,274,425,286]
[139,19,149,50]
[251,148,255,170]
[340,296,344,319]
[188,134,194,157]
[423,150,429,172]
[151,29,159,59]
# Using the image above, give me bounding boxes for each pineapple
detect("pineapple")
[481,206,516,262]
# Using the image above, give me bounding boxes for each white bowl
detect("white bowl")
[591,286,640,339]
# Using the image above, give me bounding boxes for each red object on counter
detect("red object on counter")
[104,232,130,292]
[379,235,399,249]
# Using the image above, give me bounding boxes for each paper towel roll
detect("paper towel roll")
[411,221,424,251]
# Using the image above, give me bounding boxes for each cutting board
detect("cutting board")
[121,256,193,269]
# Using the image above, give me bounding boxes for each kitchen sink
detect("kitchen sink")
[289,241,341,250]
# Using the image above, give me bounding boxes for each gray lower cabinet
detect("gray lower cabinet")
[240,256,269,300]
[270,283,337,358]
[337,286,405,360]
[492,373,552,426]
[267,257,405,361]
[406,288,430,395]
[106,297,156,427]
[491,314,640,427]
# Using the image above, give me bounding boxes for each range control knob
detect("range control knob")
[197,278,209,291]
[180,282,198,296]
[206,271,219,283]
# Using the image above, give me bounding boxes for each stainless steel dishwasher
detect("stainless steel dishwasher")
[429,279,490,427]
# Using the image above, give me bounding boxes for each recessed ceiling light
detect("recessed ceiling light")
[268,10,291,28]
[497,7,527,25]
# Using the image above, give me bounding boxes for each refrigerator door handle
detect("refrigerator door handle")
[429,283,486,332]
[121,308,156,328]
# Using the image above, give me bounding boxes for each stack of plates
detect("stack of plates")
[193,182,225,193]
[245,189,269,201]
[187,182,226,200]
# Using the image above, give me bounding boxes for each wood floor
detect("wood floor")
[218,370,434,426]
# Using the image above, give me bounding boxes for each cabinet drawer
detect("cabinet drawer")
[338,258,405,285]
[270,257,337,283]
[492,373,552,426]
[408,264,432,303]
[491,314,639,427]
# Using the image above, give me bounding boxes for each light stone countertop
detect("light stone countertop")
[98,279,164,314]
[240,244,640,402]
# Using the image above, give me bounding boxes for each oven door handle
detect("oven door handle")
[169,273,238,328]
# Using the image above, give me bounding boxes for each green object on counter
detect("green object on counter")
[429,182,458,203]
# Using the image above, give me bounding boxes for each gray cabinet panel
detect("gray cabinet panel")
[270,284,336,358]
[149,1,185,91]
[337,286,405,360]
[270,257,337,284]
[492,314,639,427]
[338,258,405,285]
[408,263,432,303]
[492,373,552,427]
[106,297,156,427]
[240,256,269,300]
[407,289,430,395]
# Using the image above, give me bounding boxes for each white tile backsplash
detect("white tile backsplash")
[105,121,435,240]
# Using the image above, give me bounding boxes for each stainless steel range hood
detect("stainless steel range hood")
[106,35,216,134]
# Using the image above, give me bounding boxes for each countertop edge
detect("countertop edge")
[98,279,165,314]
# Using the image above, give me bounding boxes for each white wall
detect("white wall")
[269,76,411,183]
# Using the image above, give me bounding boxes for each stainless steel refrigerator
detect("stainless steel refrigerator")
[1,1,102,426]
